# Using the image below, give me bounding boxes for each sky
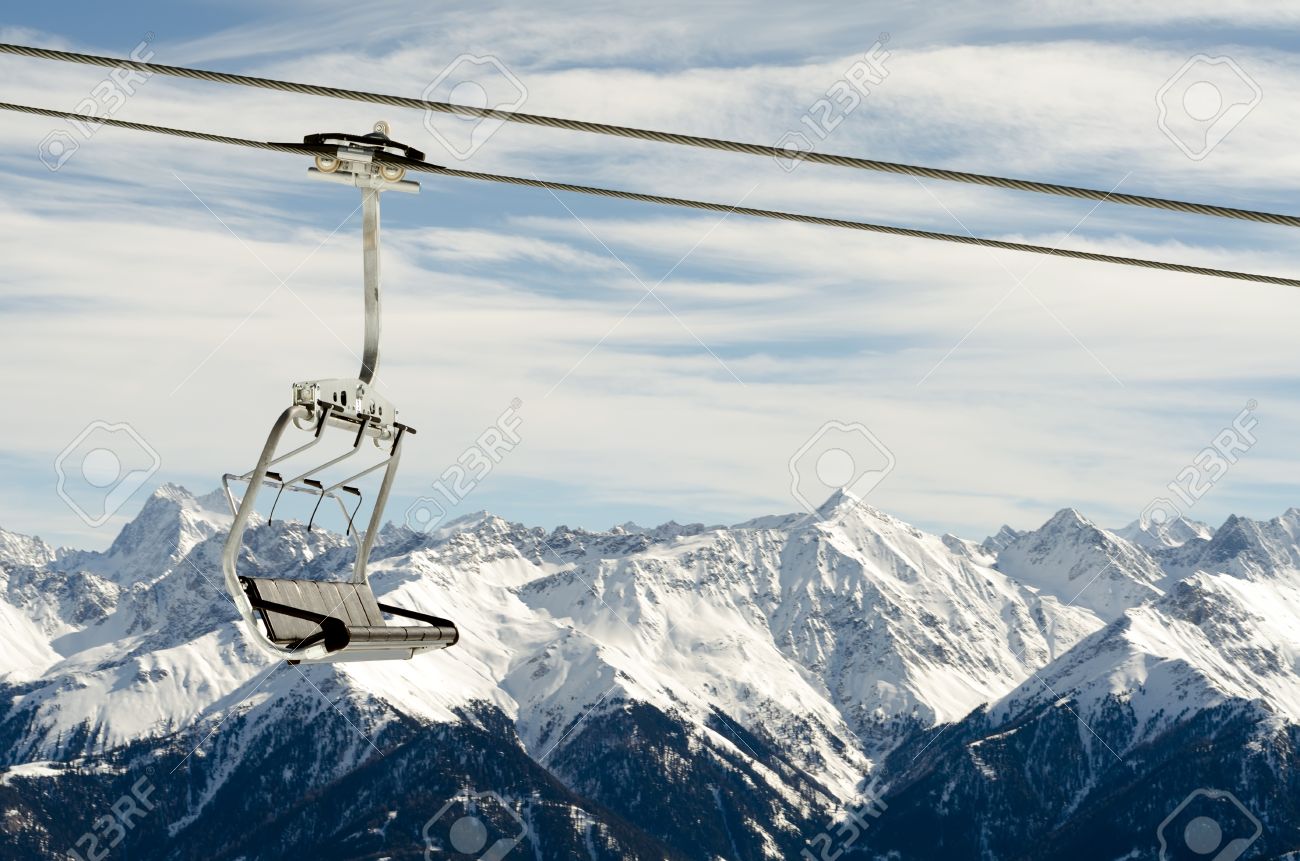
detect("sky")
[2,0,1300,549]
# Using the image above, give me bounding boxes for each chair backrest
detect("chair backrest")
[242,577,385,644]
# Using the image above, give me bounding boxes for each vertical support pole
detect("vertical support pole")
[360,186,381,384]
[351,429,404,583]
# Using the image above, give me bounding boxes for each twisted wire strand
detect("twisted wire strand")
[3,42,1299,229]
[6,100,1298,290]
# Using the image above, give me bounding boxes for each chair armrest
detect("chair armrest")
[377,601,460,645]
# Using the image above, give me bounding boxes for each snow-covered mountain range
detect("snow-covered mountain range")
[1,485,1297,859]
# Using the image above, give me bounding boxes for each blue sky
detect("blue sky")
[3,1,1300,549]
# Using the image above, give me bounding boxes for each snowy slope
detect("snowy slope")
[0,486,1108,791]
[1186,509,1300,576]
[996,508,1165,620]
[8,486,1300,860]
[993,509,1300,737]
[0,528,55,569]
[994,570,1300,735]
[863,509,1300,861]
[1114,514,1214,550]
[767,494,1101,734]
[980,525,1025,555]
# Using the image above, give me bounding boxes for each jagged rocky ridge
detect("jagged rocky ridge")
[0,486,1298,859]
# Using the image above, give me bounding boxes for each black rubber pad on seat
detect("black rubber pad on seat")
[241,577,457,650]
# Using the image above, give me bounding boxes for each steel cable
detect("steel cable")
[3,42,1299,229]
[4,100,1299,290]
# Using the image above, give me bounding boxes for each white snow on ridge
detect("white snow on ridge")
[6,483,1300,810]
[0,761,67,786]
[0,529,55,570]
[992,568,1300,739]
[995,508,1165,620]
[0,600,61,681]
[789,496,1105,728]
[1114,515,1213,550]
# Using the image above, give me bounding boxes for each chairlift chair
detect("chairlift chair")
[221,122,459,663]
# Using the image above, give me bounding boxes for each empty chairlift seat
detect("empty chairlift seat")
[241,576,458,659]
[221,124,460,664]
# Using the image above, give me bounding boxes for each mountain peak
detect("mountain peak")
[981,524,1025,555]
[150,482,196,504]
[407,509,527,546]
[813,487,881,523]
[996,506,1163,619]
[818,486,859,510]
[1203,514,1264,562]
[611,519,713,541]
[1115,514,1213,549]
[444,509,496,529]
[0,527,56,570]
[55,483,231,583]
[1191,511,1300,576]
[1042,507,1093,531]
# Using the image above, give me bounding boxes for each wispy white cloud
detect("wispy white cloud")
[1,4,1298,548]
